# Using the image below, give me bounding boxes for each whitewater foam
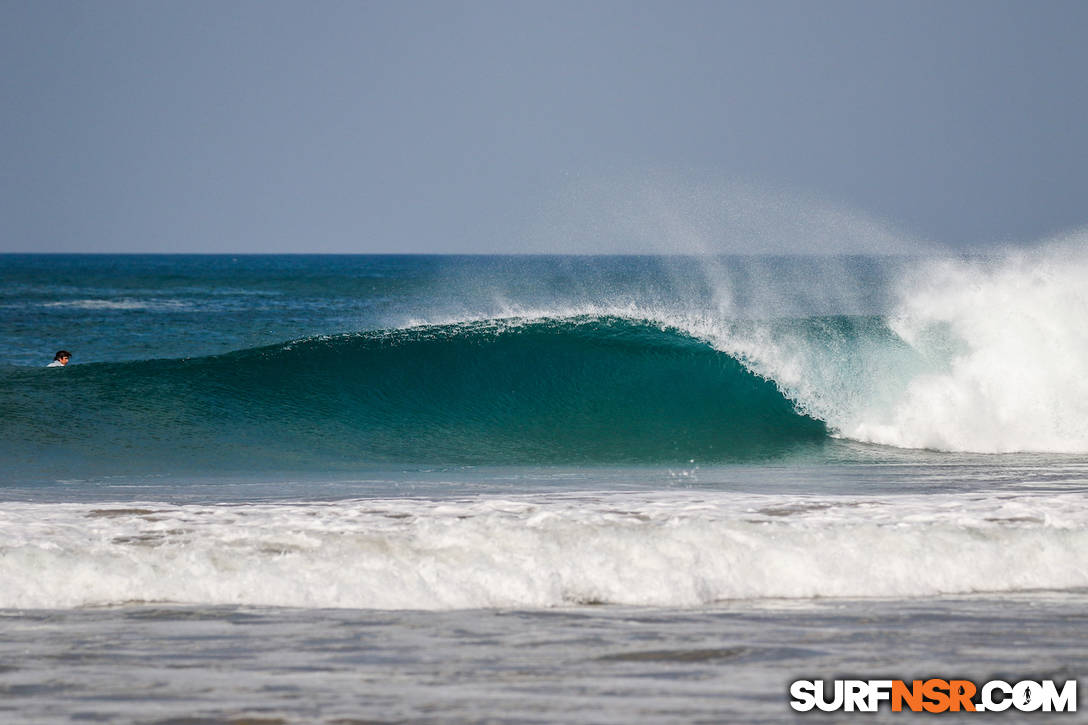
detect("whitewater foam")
[641,242,1088,455]
[2,492,1086,610]
[863,246,1088,452]
[41,298,192,311]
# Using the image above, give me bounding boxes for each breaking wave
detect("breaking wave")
[2,492,1086,609]
[4,241,1088,476]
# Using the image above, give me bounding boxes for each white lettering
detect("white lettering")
[789,680,817,712]
[1014,680,1043,712]
[982,680,1012,712]
[845,680,868,712]
[790,677,1078,713]
[867,680,893,711]
[1041,680,1078,712]
[815,680,844,712]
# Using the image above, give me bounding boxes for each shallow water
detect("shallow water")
[3,594,1086,724]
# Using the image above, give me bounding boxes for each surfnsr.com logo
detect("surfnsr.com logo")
[790,679,1078,713]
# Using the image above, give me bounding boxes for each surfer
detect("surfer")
[46,350,71,367]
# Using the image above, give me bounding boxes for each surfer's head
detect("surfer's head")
[53,350,71,366]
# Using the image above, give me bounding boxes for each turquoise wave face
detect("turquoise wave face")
[0,316,828,475]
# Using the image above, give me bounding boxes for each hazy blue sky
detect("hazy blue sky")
[2,0,1087,253]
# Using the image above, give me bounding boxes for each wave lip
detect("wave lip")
[2,492,1085,610]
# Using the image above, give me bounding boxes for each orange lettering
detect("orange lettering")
[892,680,924,712]
[922,679,951,713]
[948,680,977,712]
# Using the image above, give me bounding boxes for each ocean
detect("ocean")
[1,252,1087,723]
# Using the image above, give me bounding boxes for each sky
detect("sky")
[2,0,1087,254]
